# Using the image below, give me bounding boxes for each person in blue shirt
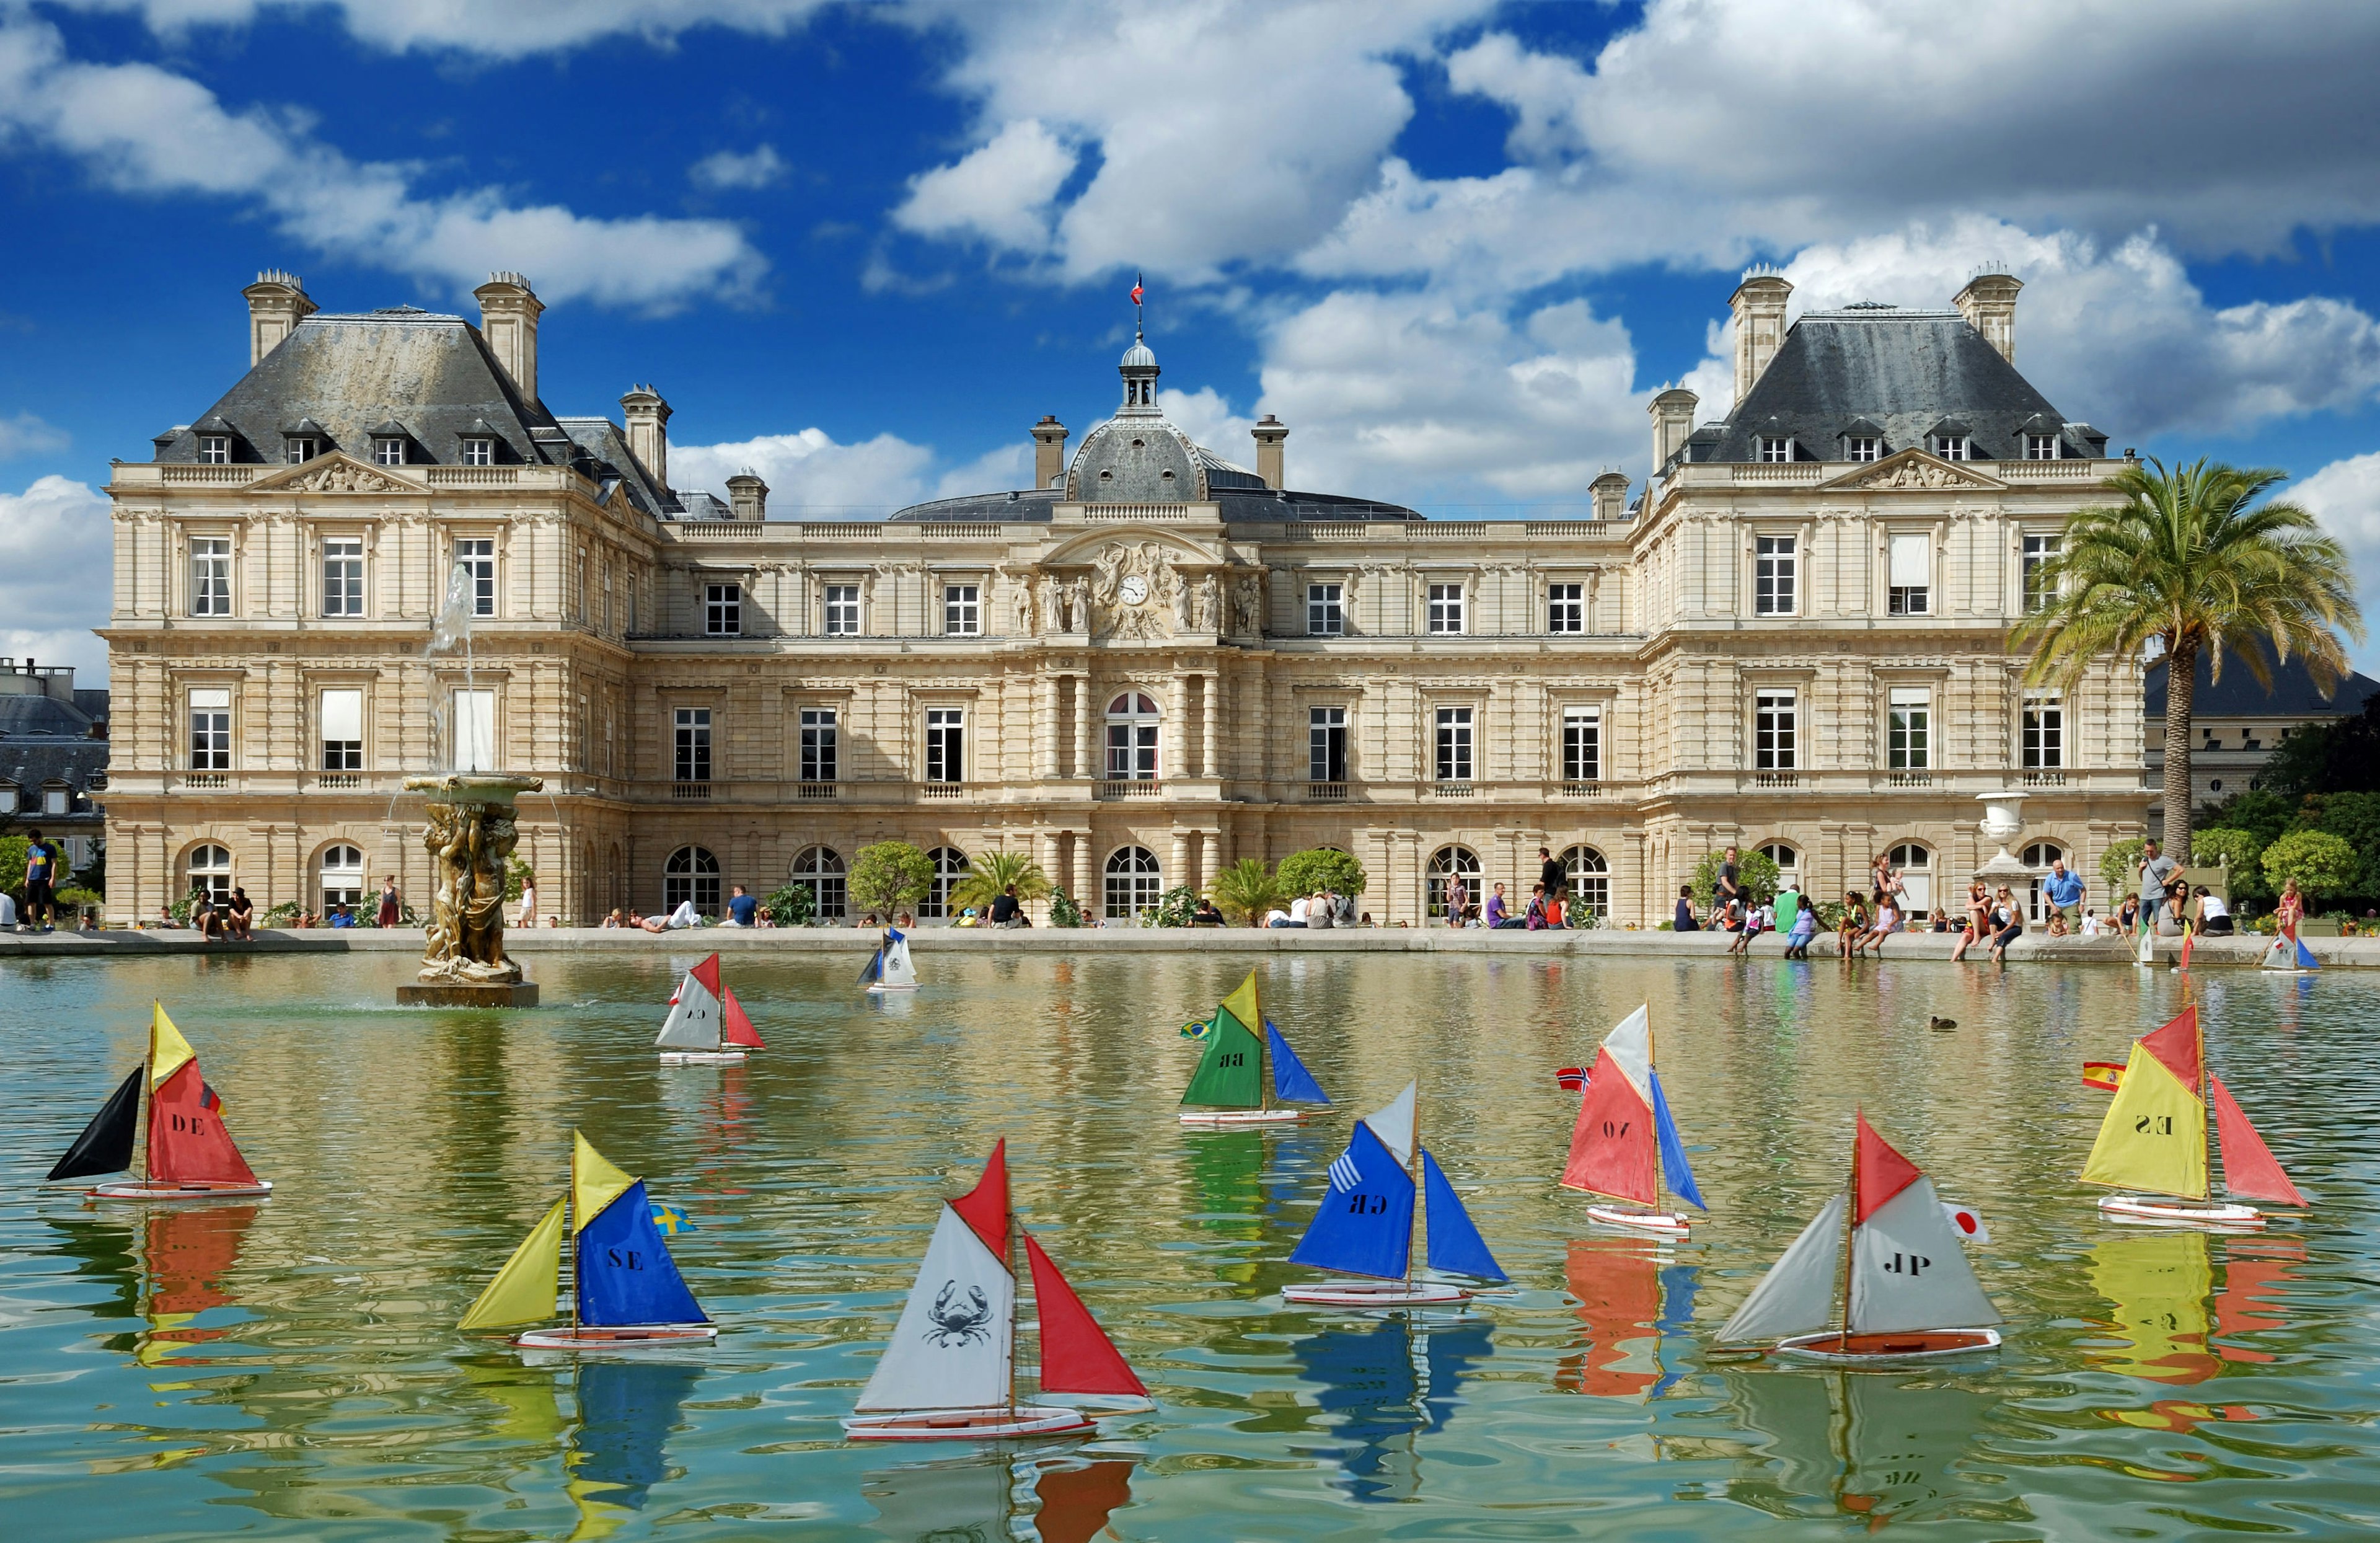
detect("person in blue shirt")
[2042,858,2085,929]
[726,883,759,927]
[1672,884,1698,932]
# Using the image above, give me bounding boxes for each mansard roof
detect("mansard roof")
[2146,649,2380,720]
[888,485,1419,523]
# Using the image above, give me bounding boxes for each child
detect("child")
[1784,901,1819,958]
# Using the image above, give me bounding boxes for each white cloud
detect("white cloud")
[670,428,937,516]
[0,477,112,681]
[892,119,1078,254]
[57,0,832,58]
[690,144,787,191]
[2295,451,2380,673]
[0,413,69,459]
[1157,387,1254,466]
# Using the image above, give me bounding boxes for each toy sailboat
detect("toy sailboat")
[1560,1005,1707,1236]
[2081,1005,2305,1229]
[1716,1113,2000,1363]
[861,927,919,993]
[47,1004,271,1201]
[459,1131,716,1350]
[1179,970,1331,1127]
[2135,921,2157,966]
[845,1140,1148,1441]
[2259,934,2320,971]
[1284,1082,1507,1307]
[655,953,763,1063]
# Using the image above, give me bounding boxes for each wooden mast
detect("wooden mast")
[1833,1122,1859,1349]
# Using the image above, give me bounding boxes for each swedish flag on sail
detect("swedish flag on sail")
[650,1202,695,1235]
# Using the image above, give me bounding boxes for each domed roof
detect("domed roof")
[1120,335,1157,369]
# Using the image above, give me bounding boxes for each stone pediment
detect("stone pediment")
[1820,448,2003,493]
[250,452,425,495]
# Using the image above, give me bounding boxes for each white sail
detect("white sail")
[1363,1081,1417,1164]
[1598,1004,1652,1102]
[855,1205,1015,1412]
[1848,1175,2001,1335]
[2136,925,2156,965]
[881,935,917,988]
[1717,1192,1845,1342]
[654,967,722,1050]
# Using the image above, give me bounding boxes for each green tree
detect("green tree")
[2261,828,2360,909]
[1204,857,1284,926]
[2200,787,2298,850]
[762,882,814,927]
[1275,847,1367,900]
[2010,457,2362,862]
[850,841,935,918]
[505,856,532,904]
[2254,690,2380,799]
[1150,885,1201,927]
[2100,836,2147,900]
[2188,828,2268,906]
[0,833,26,904]
[1690,847,1781,910]
[948,849,1051,913]
[1047,889,1086,927]
[2304,791,2380,904]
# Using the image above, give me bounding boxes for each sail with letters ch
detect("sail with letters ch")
[1561,1004,1708,1236]
[1179,970,1332,1127]
[1716,1113,2001,1364]
[655,953,764,1063]
[458,1130,715,1351]
[845,1139,1148,1441]
[2081,1004,2305,1229]
[862,927,919,993]
[46,1003,271,1201]
[1284,1081,1507,1308]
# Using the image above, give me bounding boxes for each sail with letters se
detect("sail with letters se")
[1180,970,1330,1126]
[1286,1081,1505,1308]
[1562,1004,1703,1235]
[48,1004,272,1201]
[2081,1005,2305,1227]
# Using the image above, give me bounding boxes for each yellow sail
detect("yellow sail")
[149,1002,198,1090]
[1219,971,1262,1036]
[571,1131,637,1234]
[2079,1041,2208,1200]
[2086,1231,2215,1385]
[459,1196,567,1330]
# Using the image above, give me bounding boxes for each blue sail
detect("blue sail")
[1290,1121,1414,1280]
[858,947,882,986]
[577,1180,708,1327]
[2298,937,2322,970]
[1267,1021,1331,1105]
[1419,1150,1507,1283]
[1649,1070,1708,1211]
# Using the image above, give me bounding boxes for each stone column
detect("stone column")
[1038,675,1059,782]
[1075,829,1095,909]
[1171,829,1189,895]
[1201,671,1219,780]
[1078,676,1100,783]
[1167,674,1189,782]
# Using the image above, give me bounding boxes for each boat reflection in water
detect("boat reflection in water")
[560,1359,705,1536]
[863,1454,1135,1543]
[2085,1229,2300,1435]
[1718,1368,2016,1528]
[1290,1317,1492,1504]
[1556,1236,1696,1400]
[136,1203,260,1365]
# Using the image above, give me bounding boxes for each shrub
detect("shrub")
[1150,886,1201,927]
[504,856,531,904]
[950,850,1052,913]
[1204,857,1283,926]
[2262,829,2360,906]
[1690,848,1781,909]
[2188,828,2267,904]
[1275,848,1367,900]
[1048,889,1086,928]
[850,841,935,919]
[0,834,25,903]
[2100,836,2147,899]
[762,883,814,927]
[54,885,104,911]
[262,900,302,926]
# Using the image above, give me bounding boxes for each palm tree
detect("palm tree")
[1204,857,1284,927]
[2011,457,2362,861]
[947,849,1051,914]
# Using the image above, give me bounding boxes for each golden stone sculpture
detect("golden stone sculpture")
[397,774,543,1006]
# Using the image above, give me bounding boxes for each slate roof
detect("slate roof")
[1683,307,2110,467]
[1,687,108,816]
[888,485,1419,523]
[2146,651,2380,720]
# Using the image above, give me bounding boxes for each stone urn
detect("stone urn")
[1971,791,2034,886]
[395,772,544,1007]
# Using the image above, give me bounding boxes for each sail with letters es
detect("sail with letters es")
[2080,1006,2304,1208]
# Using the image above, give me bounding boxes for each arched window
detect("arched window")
[790,845,845,919]
[921,846,970,919]
[185,843,233,903]
[319,843,364,913]
[1104,846,1162,920]
[1426,845,1481,921]
[1886,842,1933,914]
[2022,841,2068,922]
[1105,692,1160,781]
[665,845,721,916]
[1758,842,1797,877]
[1560,845,1611,919]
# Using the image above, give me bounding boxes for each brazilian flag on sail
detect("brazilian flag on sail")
[1181,971,1265,1109]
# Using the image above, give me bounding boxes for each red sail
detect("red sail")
[720,985,764,1048]
[1023,1232,1146,1397]
[2141,1007,2202,1089]
[2210,1076,2306,1206]
[1853,1112,1921,1224]
[1560,1046,1656,1205]
[951,1139,1011,1261]
[146,1061,258,1186]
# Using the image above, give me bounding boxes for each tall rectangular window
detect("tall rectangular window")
[1887,687,1930,770]
[1759,436,1792,462]
[188,688,231,770]
[674,707,712,783]
[1427,582,1465,635]
[705,582,742,636]
[2023,694,2065,768]
[1846,437,1880,462]
[320,688,364,771]
[1755,689,1797,770]
[454,538,496,617]
[1307,582,1344,637]
[454,688,496,772]
[1548,582,1584,634]
[1754,535,1796,616]
[190,537,232,617]
[1435,706,1474,781]
[1308,706,1347,783]
[1562,705,1601,782]
[322,536,364,617]
[2025,433,2059,460]
[602,567,614,635]
[943,583,980,635]
[1887,533,1931,616]
[800,707,838,782]
[823,583,861,635]
[2022,534,2060,614]
[925,707,965,783]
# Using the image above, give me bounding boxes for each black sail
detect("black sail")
[47,1068,143,1182]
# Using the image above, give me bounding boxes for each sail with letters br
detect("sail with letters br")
[1285,1081,1505,1308]
[1716,1113,2000,1364]
[656,954,746,1064]
[846,1139,1147,1440]
[862,928,919,993]
[68,1004,272,1201]
[1180,971,1329,1126]
[2082,1006,2305,1229]
[1561,1005,1705,1236]
[459,1130,716,1351]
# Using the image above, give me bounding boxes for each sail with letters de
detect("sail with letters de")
[2082,1006,2304,1227]
[656,954,744,1061]
[1286,1081,1505,1307]
[55,1004,272,1201]
[1561,1005,1705,1234]
[1181,971,1328,1125]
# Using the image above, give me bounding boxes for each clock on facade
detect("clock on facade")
[1118,575,1148,605]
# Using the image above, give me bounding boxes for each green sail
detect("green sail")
[1181,1006,1264,1108]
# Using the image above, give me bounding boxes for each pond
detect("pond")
[2,950,2374,1539]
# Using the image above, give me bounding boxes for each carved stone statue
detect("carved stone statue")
[1013,577,1036,636]
[399,773,543,1001]
[1062,576,1088,633]
[1231,573,1266,635]
[1193,573,1220,632]
[1042,576,1067,634]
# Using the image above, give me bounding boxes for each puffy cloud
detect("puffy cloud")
[892,119,1078,254]
[55,0,832,58]
[0,413,69,459]
[670,428,936,516]
[0,477,112,681]
[2295,451,2380,672]
[1157,387,1254,467]
[690,144,787,191]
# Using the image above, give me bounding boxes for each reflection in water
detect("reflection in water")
[1034,1459,1136,1543]
[1292,1317,1492,1504]
[1557,1236,1696,1399]
[1722,1369,2014,1526]
[139,1203,258,1364]
[564,1358,704,1537]
[865,1455,1135,1543]
[2085,1232,2301,1435]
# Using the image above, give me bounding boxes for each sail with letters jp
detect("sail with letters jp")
[2081,1005,2305,1229]
[1285,1081,1507,1308]
[1180,970,1331,1126]
[656,954,760,1062]
[1561,1005,1706,1235]
[46,1003,271,1201]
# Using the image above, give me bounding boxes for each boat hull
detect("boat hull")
[843,1405,1095,1442]
[1179,1108,1305,1127]
[2099,1194,2267,1230]
[513,1325,718,1351]
[1584,1204,1693,1236]
[1284,1278,1471,1308]
[1773,1328,2001,1364]
[91,1179,273,1201]
[658,1050,746,1064]
[864,984,918,994]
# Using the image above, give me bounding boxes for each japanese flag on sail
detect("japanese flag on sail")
[656,954,724,1050]
[1848,1118,1999,1335]
[1940,1201,1990,1242]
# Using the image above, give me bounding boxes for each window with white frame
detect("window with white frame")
[1561,845,1611,917]
[320,688,363,771]
[454,538,496,617]
[1106,692,1160,780]
[1425,845,1481,920]
[1759,436,1792,462]
[943,583,980,636]
[462,436,495,466]
[286,436,320,464]
[198,435,230,464]
[189,688,231,770]
[1888,842,1933,913]
[0,784,15,814]
[1307,582,1344,637]
[371,436,405,466]
[674,707,712,783]
[1548,582,1584,634]
[1931,434,1969,461]
[1755,535,1796,616]
[320,844,364,913]
[2023,693,2064,768]
[190,537,232,617]
[186,843,234,901]
[1847,437,1880,462]
[322,536,364,617]
[454,688,497,772]
[1758,842,1798,877]
[1562,704,1601,782]
[823,583,862,635]
[1309,706,1347,783]
[2022,534,2060,614]
[800,707,837,782]
[705,582,742,636]
[1426,581,1465,635]
[666,845,722,915]
[790,846,845,918]
[1887,687,1930,770]
[1755,689,1797,770]
[1104,846,1163,920]
[2022,841,2068,922]
[1435,705,1474,782]
[43,785,69,816]
[1887,533,1931,616]
[2025,433,2059,461]
[925,707,965,783]
[921,847,969,919]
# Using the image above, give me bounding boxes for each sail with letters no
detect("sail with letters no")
[862,927,919,993]
[1561,1004,1708,1236]
[1716,1113,2001,1364]
[1284,1081,1507,1308]
[1179,970,1331,1127]
[2081,1004,2305,1229]
[457,1130,715,1351]
[845,1139,1148,1441]
[655,954,762,1063]
[46,1003,271,1201]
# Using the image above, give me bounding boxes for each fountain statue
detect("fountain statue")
[395,772,544,1006]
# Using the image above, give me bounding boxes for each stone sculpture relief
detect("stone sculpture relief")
[283,459,408,495]
[1090,542,1180,640]
[416,795,524,984]
[1231,572,1266,636]
[1851,456,1988,492]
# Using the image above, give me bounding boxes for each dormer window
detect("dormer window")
[372,437,405,466]
[1758,437,1792,463]
[1099,470,1113,481]
[286,437,320,464]
[462,437,494,466]
[1931,435,1968,461]
[2025,433,2058,460]
[199,436,230,464]
[1847,438,1880,462]
[1160,469,1175,481]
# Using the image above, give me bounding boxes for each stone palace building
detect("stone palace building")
[99,267,2147,927]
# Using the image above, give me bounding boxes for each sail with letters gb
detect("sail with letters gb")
[2081,1005,2305,1228]
[1285,1081,1505,1308]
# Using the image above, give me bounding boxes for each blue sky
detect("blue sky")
[6,0,2380,680]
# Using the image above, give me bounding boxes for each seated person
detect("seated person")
[988,886,1022,927]
[1672,885,1698,932]
[601,908,626,929]
[1928,907,1951,933]
[1191,898,1225,926]
[1783,902,1820,958]
[2046,909,2069,937]
[726,885,759,927]
[1307,891,1335,930]
[955,907,981,927]
[2079,908,2105,937]
[1524,883,1549,929]
[1483,883,1510,929]
[330,905,355,928]
[1262,906,1292,928]
[226,888,255,940]
[2193,885,2233,935]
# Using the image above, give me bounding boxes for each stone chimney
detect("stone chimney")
[1648,387,1698,470]
[1954,270,2022,363]
[474,272,545,402]
[725,469,768,522]
[1032,415,1069,489]
[1252,415,1289,490]
[242,270,315,367]
[1729,268,1792,405]
[1590,471,1629,522]
[620,386,671,490]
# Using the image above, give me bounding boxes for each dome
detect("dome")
[1120,337,1156,369]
